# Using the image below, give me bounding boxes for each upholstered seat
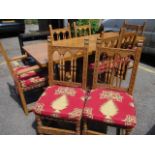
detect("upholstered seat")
[0,42,47,115]
[89,57,130,74]
[33,43,89,135]
[89,61,114,73]
[20,76,46,91]
[83,88,136,128]
[33,85,86,121]
[13,65,46,91]
[14,66,37,80]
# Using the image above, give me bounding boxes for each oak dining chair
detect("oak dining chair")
[89,35,121,86]
[33,41,89,135]
[118,28,144,75]
[0,42,47,115]
[83,44,142,135]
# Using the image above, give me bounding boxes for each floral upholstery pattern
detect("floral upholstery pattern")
[83,88,136,128]
[90,60,114,73]
[13,66,46,91]
[89,57,130,74]
[14,66,37,80]
[20,76,46,91]
[33,85,86,121]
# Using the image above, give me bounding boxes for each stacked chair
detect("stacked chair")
[0,42,47,115]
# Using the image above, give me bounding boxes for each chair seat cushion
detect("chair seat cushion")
[20,76,46,91]
[14,66,37,80]
[89,57,130,74]
[33,85,86,121]
[89,61,114,73]
[83,88,136,128]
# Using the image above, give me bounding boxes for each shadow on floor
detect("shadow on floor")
[7,82,44,107]
[146,125,155,135]
[7,82,20,103]
[32,120,37,130]
[141,52,155,67]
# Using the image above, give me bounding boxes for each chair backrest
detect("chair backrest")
[49,23,71,43]
[73,22,91,37]
[118,28,137,49]
[48,40,89,90]
[92,44,142,95]
[99,32,120,48]
[122,20,146,35]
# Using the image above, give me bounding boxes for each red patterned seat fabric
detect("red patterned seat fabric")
[83,88,136,128]
[20,76,46,91]
[33,85,86,121]
[13,66,37,80]
[13,66,46,91]
[89,57,130,74]
[89,60,114,73]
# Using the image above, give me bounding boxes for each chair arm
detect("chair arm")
[10,54,27,62]
[16,65,40,75]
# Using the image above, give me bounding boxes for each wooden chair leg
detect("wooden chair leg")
[82,119,87,135]
[116,127,121,135]
[119,128,125,135]
[120,128,132,135]
[76,121,81,135]
[35,115,42,134]
[18,89,28,115]
[125,128,132,135]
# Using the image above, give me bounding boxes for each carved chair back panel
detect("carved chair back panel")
[118,29,137,49]
[48,43,88,89]
[99,34,120,48]
[93,46,142,94]
[122,20,146,35]
[49,24,71,42]
[73,22,91,37]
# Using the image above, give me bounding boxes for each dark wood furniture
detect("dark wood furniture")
[33,41,89,135]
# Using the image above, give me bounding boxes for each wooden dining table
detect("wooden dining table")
[22,32,144,68]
